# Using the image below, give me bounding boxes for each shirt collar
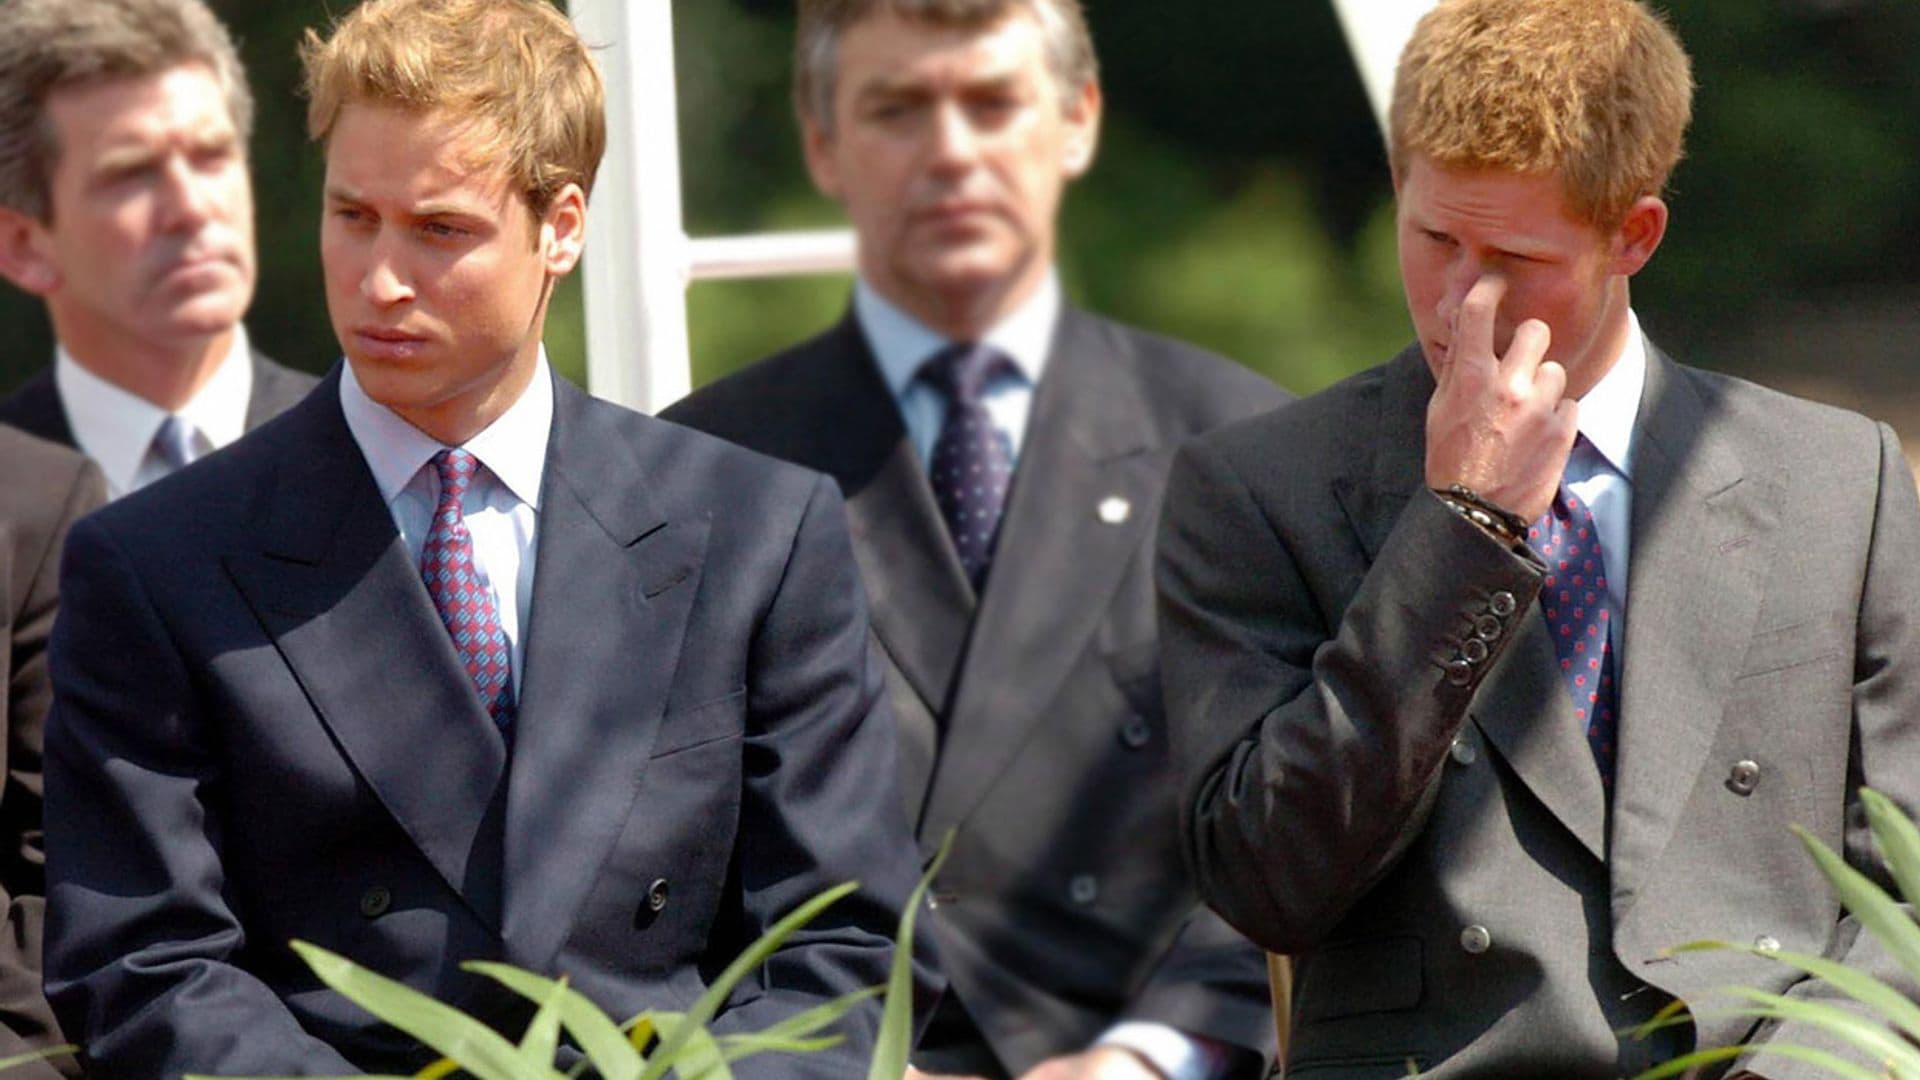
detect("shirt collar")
[54,326,254,496]
[339,348,553,510]
[854,273,1060,397]
[1575,309,1646,479]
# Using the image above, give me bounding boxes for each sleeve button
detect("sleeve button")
[359,886,392,919]
[1474,614,1503,641]
[1445,660,1474,687]
[1449,736,1478,766]
[647,878,671,912]
[1119,717,1152,750]
[1460,924,1492,954]
[1461,638,1490,665]
[1489,591,1518,618]
[1068,874,1099,905]
[1727,760,1761,796]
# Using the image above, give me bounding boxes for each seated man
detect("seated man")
[1159,0,1920,1076]
[42,0,928,1075]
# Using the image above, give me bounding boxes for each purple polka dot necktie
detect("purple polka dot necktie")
[919,342,1017,590]
[420,449,514,732]
[1527,480,1618,785]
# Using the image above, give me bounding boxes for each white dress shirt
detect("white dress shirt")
[855,278,1226,1080]
[338,353,553,696]
[55,326,255,498]
[1565,310,1647,653]
[854,274,1059,470]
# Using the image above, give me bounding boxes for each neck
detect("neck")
[1565,280,1633,402]
[59,327,234,413]
[885,266,1046,342]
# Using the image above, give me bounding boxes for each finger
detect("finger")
[1454,274,1508,375]
[1533,357,1568,406]
[1502,317,1552,380]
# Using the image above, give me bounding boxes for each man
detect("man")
[0,0,313,497]
[665,2,1284,1077]
[1159,1,1920,1077]
[43,0,927,1075]
[0,429,103,1079]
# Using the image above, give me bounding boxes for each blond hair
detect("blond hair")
[794,0,1098,133]
[300,0,604,215]
[1389,0,1693,227]
[0,0,253,221]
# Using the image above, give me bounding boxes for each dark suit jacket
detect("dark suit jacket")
[0,430,101,1078]
[1160,344,1920,1078]
[43,367,929,1077]
[0,347,315,448]
[666,306,1288,1075]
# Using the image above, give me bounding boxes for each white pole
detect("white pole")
[568,0,691,413]
[1328,0,1439,134]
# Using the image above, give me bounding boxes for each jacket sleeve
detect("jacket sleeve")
[1737,422,1920,1079]
[43,514,360,1078]
[1155,435,1544,955]
[718,473,942,1079]
[0,454,103,1078]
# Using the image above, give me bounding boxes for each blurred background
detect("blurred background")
[3,0,1919,437]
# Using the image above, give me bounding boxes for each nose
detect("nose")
[155,155,215,232]
[927,101,981,174]
[360,233,413,307]
[1434,254,1487,337]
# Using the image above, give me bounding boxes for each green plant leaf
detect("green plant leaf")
[636,1011,731,1080]
[1629,1040,1888,1080]
[466,961,644,1080]
[869,830,952,1080]
[1660,938,1920,1045]
[1792,824,1920,988]
[415,1060,459,1079]
[715,1031,844,1061]
[515,976,569,1070]
[288,940,551,1080]
[1863,787,1920,917]
[0,1046,75,1070]
[1626,985,1920,1080]
[635,881,859,1080]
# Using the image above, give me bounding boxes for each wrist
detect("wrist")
[1432,484,1530,546]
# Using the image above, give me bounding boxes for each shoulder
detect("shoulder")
[1190,347,1411,472]
[1659,358,1888,471]
[0,369,70,445]
[1063,308,1293,431]
[662,323,861,439]
[0,426,102,538]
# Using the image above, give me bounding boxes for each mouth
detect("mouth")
[352,327,432,361]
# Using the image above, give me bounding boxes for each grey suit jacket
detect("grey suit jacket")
[44,366,930,1077]
[1159,343,1920,1078]
[0,347,315,448]
[0,429,101,1078]
[666,307,1289,1075]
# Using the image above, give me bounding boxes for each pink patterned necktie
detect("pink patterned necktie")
[1527,481,1618,785]
[420,449,514,731]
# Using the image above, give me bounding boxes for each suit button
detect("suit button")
[1119,717,1152,750]
[359,886,392,919]
[646,878,671,913]
[1445,660,1474,687]
[1449,736,1477,766]
[1474,614,1503,641]
[1461,637,1490,665]
[1460,924,1492,954]
[1068,874,1099,905]
[1489,591,1518,618]
[1727,760,1761,796]
[1754,934,1781,954]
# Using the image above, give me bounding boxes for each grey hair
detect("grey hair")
[0,0,253,221]
[794,0,1098,134]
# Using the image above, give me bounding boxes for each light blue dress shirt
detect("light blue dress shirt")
[1562,310,1648,653]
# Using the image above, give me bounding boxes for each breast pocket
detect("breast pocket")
[651,687,746,758]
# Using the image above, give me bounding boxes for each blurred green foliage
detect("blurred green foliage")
[2,1,1918,400]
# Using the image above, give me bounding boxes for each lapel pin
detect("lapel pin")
[1098,496,1131,525]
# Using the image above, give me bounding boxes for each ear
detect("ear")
[1609,195,1668,277]
[0,206,59,297]
[1059,78,1102,179]
[539,183,587,278]
[800,113,845,202]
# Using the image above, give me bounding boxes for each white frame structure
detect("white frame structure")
[566,0,1433,413]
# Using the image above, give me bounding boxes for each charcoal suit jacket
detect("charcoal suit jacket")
[43,366,929,1077]
[666,306,1288,1075]
[0,429,102,1077]
[1160,343,1920,1078]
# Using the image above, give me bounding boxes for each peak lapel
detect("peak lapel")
[918,311,1159,840]
[500,378,700,971]
[223,374,507,922]
[1609,349,1763,906]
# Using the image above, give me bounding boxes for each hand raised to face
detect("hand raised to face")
[1423,274,1579,524]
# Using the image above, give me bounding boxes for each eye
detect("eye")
[1422,228,1456,247]
[420,220,468,240]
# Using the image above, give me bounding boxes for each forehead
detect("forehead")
[46,63,235,150]
[324,103,515,209]
[1399,154,1593,241]
[834,8,1050,96]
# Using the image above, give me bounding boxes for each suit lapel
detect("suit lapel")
[917,310,1159,842]
[801,323,974,810]
[224,374,508,922]
[1340,348,1607,861]
[500,377,699,971]
[1609,348,1765,900]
